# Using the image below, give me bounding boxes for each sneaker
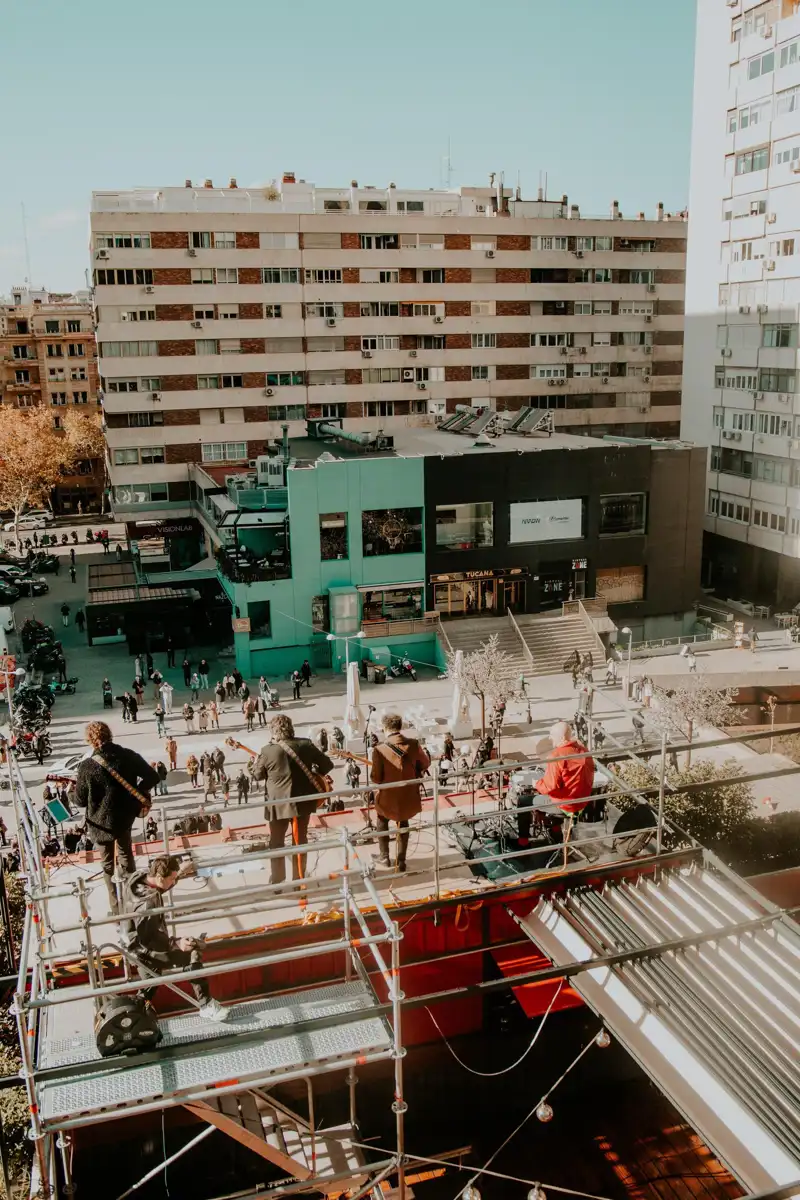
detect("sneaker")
[395,861,408,874]
[372,854,391,868]
[200,998,230,1023]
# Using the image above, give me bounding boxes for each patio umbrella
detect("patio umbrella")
[344,662,365,739]
[450,649,472,739]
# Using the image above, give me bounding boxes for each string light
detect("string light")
[595,1028,611,1049]
[536,1101,554,1123]
[528,1187,547,1200]
[461,1187,482,1200]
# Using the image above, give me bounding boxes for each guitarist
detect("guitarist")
[75,721,159,914]
[251,715,333,886]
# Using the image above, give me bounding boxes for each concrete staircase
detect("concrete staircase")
[441,616,531,676]
[515,614,604,676]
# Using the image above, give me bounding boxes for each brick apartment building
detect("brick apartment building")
[0,287,104,514]
[89,177,687,520]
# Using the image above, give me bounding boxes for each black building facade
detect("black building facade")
[423,442,706,624]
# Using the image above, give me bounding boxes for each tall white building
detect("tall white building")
[684,0,800,605]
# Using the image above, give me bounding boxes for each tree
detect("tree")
[62,410,108,512]
[0,407,71,544]
[445,634,518,735]
[612,757,755,847]
[648,680,739,766]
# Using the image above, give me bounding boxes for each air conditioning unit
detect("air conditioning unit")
[557,378,566,386]
[779,392,790,403]
[326,317,337,327]
[601,376,610,384]
[637,405,649,413]
[767,213,777,224]
[643,375,652,383]
[646,283,657,293]
[560,347,568,355]
[362,350,373,359]
[144,286,155,293]
[644,345,653,355]
[754,390,764,399]
[548,379,556,387]
[721,347,733,357]
[763,25,773,36]
[191,320,203,329]
[187,248,197,257]
[766,260,776,271]
[579,346,587,355]
[433,315,444,324]
[402,369,415,381]
[416,382,427,391]
[757,303,769,313]
[645,315,653,323]
[475,204,486,213]
[409,350,418,357]
[151,391,161,401]
[95,250,109,259]
[575,250,584,259]
[265,387,274,396]
[485,250,495,259]
[739,305,751,314]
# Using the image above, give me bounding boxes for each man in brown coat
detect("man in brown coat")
[370,714,430,872]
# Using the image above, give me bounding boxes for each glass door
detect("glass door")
[503,580,526,612]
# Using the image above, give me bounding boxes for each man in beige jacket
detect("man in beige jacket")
[370,714,430,872]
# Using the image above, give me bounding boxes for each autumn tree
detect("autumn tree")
[445,634,518,735]
[648,680,739,766]
[62,410,108,512]
[0,407,72,543]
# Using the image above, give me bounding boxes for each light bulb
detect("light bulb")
[528,1188,547,1200]
[536,1101,553,1123]
[461,1186,482,1200]
[595,1028,611,1049]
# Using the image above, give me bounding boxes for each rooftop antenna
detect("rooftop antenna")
[441,136,454,188]
[21,203,32,286]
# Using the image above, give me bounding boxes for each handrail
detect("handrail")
[507,608,533,671]
[437,618,453,657]
[564,598,606,659]
[631,625,733,652]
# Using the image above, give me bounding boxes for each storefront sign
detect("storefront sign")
[127,519,200,540]
[509,499,583,544]
[430,568,528,584]
[572,558,588,570]
[231,617,251,633]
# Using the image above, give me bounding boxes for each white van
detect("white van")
[0,608,14,636]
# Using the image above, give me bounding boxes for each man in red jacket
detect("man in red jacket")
[518,721,594,846]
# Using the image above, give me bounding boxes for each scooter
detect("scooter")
[61,533,69,545]
[48,677,78,696]
[85,530,94,543]
[389,654,417,681]
[71,531,78,544]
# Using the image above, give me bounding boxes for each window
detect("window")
[214,232,235,249]
[421,269,445,284]
[260,232,299,249]
[714,368,759,391]
[731,411,756,431]
[101,340,157,357]
[319,403,346,418]
[599,493,647,536]
[620,331,652,346]
[127,412,163,427]
[320,512,347,560]
[359,199,388,212]
[435,502,493,550]
[192,268,214,284]
[752,508,787,532]
[221,374,243,388]
[535,236,568,250]
[198,375,220,389]
[363,367,401,383]
[595,566,645,604]
[780,38,800,68]
[736,147,769,175]
[366,400,395,417]
[71,367,87,380]
[191,232,212,249]
[572,363,591,378]
[472,333,496,348]
[534,332,573,347]
[417,336,445,350]
[752,455,790,483]
[72,391,88,404]
[413,303,441,317]
[576,236,595,252]
[713,407,724,428]
[265,304,283,319]
[360,301,399,317]
[142,377,161,391]
[46,344,63,358]
[112,482,169,504]
[362,508,423,557]
[777,85,800,115]
[592,362,612,377]
[262,268,299,284]
[627,269,654,285]
[307,369,346,386]
[67,319,81,334]
[769,237,796,256]
[595,237,613,251]
[305,268,342,284]
[14,370,29,384]
[122,309,156,322]
[306,302,344,319]
[396,200,424,212]
[220,338,241,354]
[44,320,60,334]
[472,365,489,380]
[266,372,304,386]
[574,301,592,316]
[51,393,67,406]
[619,300,653,315]
[194,308,214,321]
[360,269,400,284]
[95,233,151,249]
[760,369,796,392]
[94,269,153,285]
[201,442,247,462]
[196,339,219,355]
[415,366,444,382]
[218,305,239,319]
[359,233,398,249]
[533,365,566,379]
[748,49,775,79]
[471,300,495,316]
[216,268,238,284]
[763,324,797,348]
[592,332,612,346]
[139,446,164,464]
[716,495,751,523]
[757,411,792,435]
[774,143,800,166]
[114,448,139,465]
[106,378,139,393]
[362,335,399,351]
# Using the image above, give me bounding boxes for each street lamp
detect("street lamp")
[621,627,633,698]
[326,630,365,672]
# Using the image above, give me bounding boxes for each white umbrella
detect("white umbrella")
[450,649,472,739]
[344,662,365,739]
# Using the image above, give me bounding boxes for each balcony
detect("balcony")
[362,614,440,638]
[216,545,291,583]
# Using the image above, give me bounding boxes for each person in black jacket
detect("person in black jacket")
[125,855,228,1022]
[75,721,158,913]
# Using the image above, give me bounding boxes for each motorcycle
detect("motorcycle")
[71,531,78,544]
[389,654,417,682]
[48,677,78,696]
[85,530,94,543]
[61,533,69,545]
[10,731,51,760]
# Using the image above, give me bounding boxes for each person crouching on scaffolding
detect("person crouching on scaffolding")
[125,855,229,1022]
[518,721,594,847]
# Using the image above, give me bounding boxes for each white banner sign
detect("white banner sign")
[509,499,583,543]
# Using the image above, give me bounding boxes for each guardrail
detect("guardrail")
[361,614,440,639]
[507,607,534,671]
[631,625,732,652]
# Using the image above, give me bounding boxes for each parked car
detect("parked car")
[2,515,49,532]
[0,582,20,604]
[11,577,48,597]
[28,554,59,574]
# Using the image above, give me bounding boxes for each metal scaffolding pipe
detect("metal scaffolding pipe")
[114,1124,216,1199]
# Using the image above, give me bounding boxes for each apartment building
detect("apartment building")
[0,287,103,514]
[684,0,800,606]
[90,178,687,522]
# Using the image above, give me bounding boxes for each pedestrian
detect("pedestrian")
[370,714,430,873]
[245,697,256,731]
[301,659,312,688]
[291,670,302,701]
[32,531,38,547]
[345,758,362,789]
[0,815,7,847]
[121,691,131,722]
[146,651,154,678]
[211,745,226,780]
[198,703,209,732]
[60,602,70,628]
[251,715,334,885]
[632,710,646,746]
[152,669,163,701]
[102,677,113,709]
[642,677,653,709]
[154,703,166,737]
[166,736,178,771]
[166,636,175,668]
[127,693,138,723]
[35,729,48,766]
[182,657,191,687]
[749,626,758,653]
[115,543,122,562]
[69,547,75,566]
[222,775,231,807]
[232,668,243,692]
[238,682,250,704]
[75,720,158,913]
[190,672,200,701]
[225,674,235,699]
[236,769,250,805]
[134,655,143,682]
[688,651,697,673]
[186,754,199,788]
[125,855,228,1021]
[331,726,345,751]
[203,770,217,802]
[159,680,174,714]
[75,609,85,634]
[199,658,210,689]
[155,761,169,796]
[183,703,195,733]
[215,680,226,710]
[605,656,617,686]
[317,727,329,754]
[102,535,110,556]
[255,694,267,727]
[69,565,76,584]
[258,675,269,701]
[57,653,67,683]
[132,679,144,710]
[209,699,220,729]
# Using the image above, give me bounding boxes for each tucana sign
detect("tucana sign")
[509,499,583,544]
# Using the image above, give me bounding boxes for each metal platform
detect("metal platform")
[38,980,392,1128]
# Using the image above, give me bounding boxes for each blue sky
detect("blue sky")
[2,0,696,295]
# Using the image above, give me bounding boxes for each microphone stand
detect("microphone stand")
[362,705,376,829]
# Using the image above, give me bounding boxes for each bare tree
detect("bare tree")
[445,634,517,735]
[649,680,739,767]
